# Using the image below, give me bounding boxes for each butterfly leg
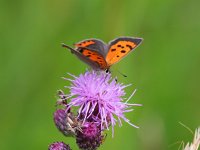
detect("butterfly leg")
[56,90,71,113]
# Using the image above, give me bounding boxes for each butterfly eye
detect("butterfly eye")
[105,69,110,73]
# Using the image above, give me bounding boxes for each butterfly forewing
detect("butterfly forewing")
[74,39,108,70]
[62,44,103,70]
[106,37,143,66]
[75,39,108,57]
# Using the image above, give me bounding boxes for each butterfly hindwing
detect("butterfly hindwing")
[106,37,143,66]
[78,48,108,70]
[62,44,107,70]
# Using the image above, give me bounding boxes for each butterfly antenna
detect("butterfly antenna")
[117,70,127,78]
[61,43,76,53]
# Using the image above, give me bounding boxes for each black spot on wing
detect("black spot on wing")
[121,50,126,53]
[126,44,133,50]
[109,37,143,47]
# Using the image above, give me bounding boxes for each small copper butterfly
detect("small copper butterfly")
[62,37,143,71]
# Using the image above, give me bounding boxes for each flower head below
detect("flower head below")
[183,127,200,150]
[48,142,71,150]
[64,71,141,135]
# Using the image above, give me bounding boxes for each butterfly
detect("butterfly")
[62,37,143,71]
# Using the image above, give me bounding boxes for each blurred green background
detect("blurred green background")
[0,0,200,149]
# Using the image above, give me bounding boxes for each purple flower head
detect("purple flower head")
[48,142,71,150]
[80,122,101,139]
[76,122,104,150]
[54,109,68,136]
[53,97,82,137]
[54,109,77,137]
[64,71,141,135]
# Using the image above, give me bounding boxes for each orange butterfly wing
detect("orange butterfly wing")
[75,39,108,56]
[78,48,108,70]
[106,37,143,67]
[74,40,96,47]
[74,39,108,70]
[62,39,108,70]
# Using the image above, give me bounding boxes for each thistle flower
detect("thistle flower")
[64,71,141,135]
[54,109,79,137]
[183,127,200,150]
[48,142,71,150]
[76,122,104,150]
[54,109,67,136]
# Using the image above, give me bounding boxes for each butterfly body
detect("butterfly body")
[62,37,143,70]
